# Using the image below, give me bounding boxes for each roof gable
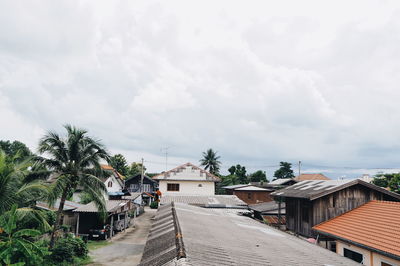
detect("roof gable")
[152,162,221,182]
[272,179,400,201]
[313,200,400,259]
[294,173,330,181]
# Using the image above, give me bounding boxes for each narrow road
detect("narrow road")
[90,208,156,266]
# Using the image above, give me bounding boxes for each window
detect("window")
[198,184,202,187]
[108,181,113,187]
[167,183,180,191]
[247,193,252,199]
[343,248,363,263]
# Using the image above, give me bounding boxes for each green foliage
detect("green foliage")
[199,149,221,175]
[249,170,268,182]
[79,192,94,204]
[0,140,32,162]
[150,201,159,209]
[49,236,88,263]
[372,173,400,194]
[37,125,110,247]
[388,174,400,193]
[273,162,295,180]
[110,154,129,176]
[127,162,146,177]
[0,205,47,265]
[372,176,389,188]
[228,164,247,184]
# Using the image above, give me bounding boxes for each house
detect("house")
[125,174,157,194]
[294,173,330,181]
[222,184,250,194]
[248,201,285,224]
[160,194,247,208]
[230,185,274,204]
[266,178,297,187]
[100,165,125,195]
[138,202,359,266]
[271,179,400,238]
[313,200,400,266]
[152,162,220,196]
[73,200,134,238]
[36,200,84,233]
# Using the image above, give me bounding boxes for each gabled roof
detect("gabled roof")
[125,174,157,184]
[269,178,297,185]
[271,179,400,201]
[313,200,400,260]
[100,165,125,187]
[73,200,131,213]
[222,184,249,190]
[234,185,273,192]
[294,173,330,181]
[36,200,83,211]
[152,162,221,182]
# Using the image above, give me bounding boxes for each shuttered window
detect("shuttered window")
[167,183,180,191]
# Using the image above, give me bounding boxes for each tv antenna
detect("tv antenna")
[161,146,170,172]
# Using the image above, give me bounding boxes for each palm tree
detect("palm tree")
[36,125,110,248]
[0,204,46,265]
[0,151,50,231]
[199,148,221,175]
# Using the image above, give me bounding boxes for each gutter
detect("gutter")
[171,202,186,259]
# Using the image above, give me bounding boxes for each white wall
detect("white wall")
[336,241,398,266]
[105,175,123,193]
[159,180,215,195]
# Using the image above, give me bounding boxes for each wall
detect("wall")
[233,191,273,204]
[105,175,123,193]
[159,180,215,195]
[336,241,399,266]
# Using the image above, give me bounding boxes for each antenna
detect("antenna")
[161,147,170,172]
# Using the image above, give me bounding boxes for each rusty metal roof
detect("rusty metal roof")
[294,173,330,181]
[313,200,400,260]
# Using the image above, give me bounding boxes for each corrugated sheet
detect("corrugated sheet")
[36,200,83,211]
[249,201,285,213]
[313,200,400,259]
[160,195,247,207]
[73,200,130,213]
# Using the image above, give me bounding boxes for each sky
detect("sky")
[1,0,400,179]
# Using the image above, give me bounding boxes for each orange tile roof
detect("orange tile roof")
[101,164,114,170]
[294,173,330,181]
[313,200,400,259]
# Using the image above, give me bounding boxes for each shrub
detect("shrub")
[150,201,159,209]
[50,236,88,263]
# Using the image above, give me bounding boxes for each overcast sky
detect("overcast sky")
[1,0,400,178]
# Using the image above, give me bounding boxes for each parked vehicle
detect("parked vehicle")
[113,214,131,232]
[89,225,111,240]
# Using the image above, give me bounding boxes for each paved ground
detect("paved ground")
[89,208,156,266]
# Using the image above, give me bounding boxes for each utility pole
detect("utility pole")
[161,147,170,172]
[140,158,144,193]
[298,161,301,177]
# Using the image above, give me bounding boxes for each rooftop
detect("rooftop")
[36,199,83,211]
[234,185,273,192]
[152,162,221,182]
[271,179,400,200]
[268,178,296,185]
[160,195,247,208]
[294,173,330,181]
[313,200,400,260]
[73,200,131,213]
[222,184,249,190]
[249,201,286,214]
[140,203,359,265]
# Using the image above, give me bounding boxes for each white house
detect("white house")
[100,165,125,197]
[152,162,220,196]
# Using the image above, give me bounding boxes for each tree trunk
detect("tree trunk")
[49,189,68,248]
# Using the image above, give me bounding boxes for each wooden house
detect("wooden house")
[125,174,157,194]
[271,179,400,238]
[231,185,274,204]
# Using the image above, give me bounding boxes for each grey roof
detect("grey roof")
[234,185,273,192]
[36,200,83,211]
[141,203,359,265]
[268,178,296,185]
[249,201,286,214]
[271,179,400,200]
[160,195,247,207]
[122,192,142,200]
[222,184,249,190]
[73,200,131,213]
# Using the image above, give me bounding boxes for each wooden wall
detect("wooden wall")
[286,184,400,237]
[233,191,273,204]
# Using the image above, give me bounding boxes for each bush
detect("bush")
[150,201,159,209]
[50,236,88,263]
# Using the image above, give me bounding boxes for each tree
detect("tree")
[0,140,32,162]
[227,164,247,184]
[388,174,400,193]
[110,154,128,176]
[199,149,221,175]
[273,162,295,180]
[127,162,146,177]
[0,205,46,265]
[36,125,110,248]
[249,170,268,182]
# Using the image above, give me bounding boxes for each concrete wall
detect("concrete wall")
[159,180,215,195]
[336,240,399,266]
[105,175,123,193]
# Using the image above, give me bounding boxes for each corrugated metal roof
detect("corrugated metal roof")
[160,195,247,207]
[222,184,249,190]
[271,179,400,201]
[249,201,285,214]
[142,203,360,265]
[36,200,84,211]
[73,200,130,213]
[234,185,272,191]
[269,178,295,185]
[313,200,400,260]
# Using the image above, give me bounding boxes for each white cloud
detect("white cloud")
[1,0,400,176]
